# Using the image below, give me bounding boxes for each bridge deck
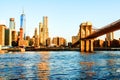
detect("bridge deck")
[72,19,120,47]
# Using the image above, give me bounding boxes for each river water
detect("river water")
[0,51,120,80]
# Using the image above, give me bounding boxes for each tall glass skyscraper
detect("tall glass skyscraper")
[20,10,26,39]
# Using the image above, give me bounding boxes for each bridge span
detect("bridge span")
[72,19,120,52]
[82,19,120,40]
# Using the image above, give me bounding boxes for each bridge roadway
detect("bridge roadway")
[72,19,120,47]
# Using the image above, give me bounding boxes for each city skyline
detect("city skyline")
[0,0,120,42]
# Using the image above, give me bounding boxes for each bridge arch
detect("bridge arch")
[80,22,93,52]
[72,19,120,52]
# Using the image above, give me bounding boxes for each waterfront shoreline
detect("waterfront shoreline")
[1,47,120,53]
[25,47,120,51]
[94,47,120,51]
[25,47,80,51]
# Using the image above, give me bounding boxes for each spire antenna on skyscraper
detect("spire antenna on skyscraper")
[20,9,26,39]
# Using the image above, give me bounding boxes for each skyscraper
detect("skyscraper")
[0,25,5,46]
[106,32,114,41]
[39,22,43,45]
[5,28,12,46]
[39,16,49,46]
[9,18,15,30]
[11,30,17,42]
[34,28,39,47]
[20,10,26,39]
[19,28,24,40]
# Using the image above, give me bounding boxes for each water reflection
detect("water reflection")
[0,51,120,79]
[80,53,95,80]
[0,52,50,79]
[0,52,40,79]
[37,51,49,80]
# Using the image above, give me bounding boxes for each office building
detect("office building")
[46,38,51,46]
[72,36,79,44]
[52,37,59,47]
[18,27,29,47]
[18,40,28,47]
[29,38,35,46]
[20,10,26,39]
[11,30,17,42]
[9,18,15,30]
[52,37,66,47]
[72,28,80,47]
[19,28,24,40]
[93,39,104,47]
[106,32,114,41]
[39,22,43,45]
[106,32,114,47]
[39,16,49,46]
[26,36,30,41]
[59,37,66,46]
[5,28,12,46]
[34,28,39,47]
[0,25,5,46]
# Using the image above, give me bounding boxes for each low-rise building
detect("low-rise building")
[46,38,51,46]
[52,37,66,47]
[94,39,104,47]
[18,40,29,47]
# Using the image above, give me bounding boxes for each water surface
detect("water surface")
[0,51,120,80]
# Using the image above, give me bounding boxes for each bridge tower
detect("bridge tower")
[80,22,93,52]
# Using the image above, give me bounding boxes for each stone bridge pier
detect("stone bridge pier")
[80,22,93,52]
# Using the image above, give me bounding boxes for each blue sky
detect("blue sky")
[0,0,120,42]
